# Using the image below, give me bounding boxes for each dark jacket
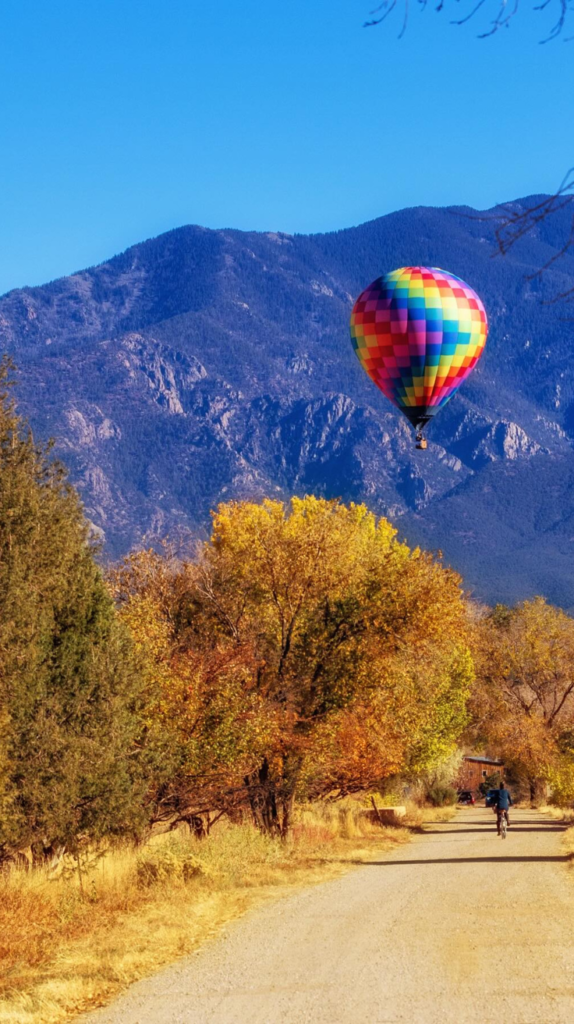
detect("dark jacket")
[496,788,513,810]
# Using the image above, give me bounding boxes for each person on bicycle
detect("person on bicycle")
[495,780,512,834]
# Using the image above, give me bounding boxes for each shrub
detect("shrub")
[427,785,458,807]
[136,841,205,888]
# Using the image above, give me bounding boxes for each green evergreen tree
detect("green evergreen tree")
[0,359,144,860]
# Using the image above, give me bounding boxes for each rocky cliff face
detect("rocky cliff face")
[2,198,574,606]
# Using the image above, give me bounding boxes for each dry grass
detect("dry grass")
[563,828,574,861]
[540,808,574,862]
[534,805,574,861]
[400,800,457,829]
[538,804,574,824]
[0,796,447,1024]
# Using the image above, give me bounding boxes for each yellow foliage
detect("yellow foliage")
[110,498,472,834]
[472,597,574,794]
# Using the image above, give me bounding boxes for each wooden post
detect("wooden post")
[371,796,384,826]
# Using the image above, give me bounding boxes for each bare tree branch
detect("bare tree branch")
[493,171,574,256]
[452,0,490,28]
[364,0,400,29]
[450,170,574,300]
[487,171,574,298]
[365,1,574,297]
[365,0,573,40]
[477,0,521,39]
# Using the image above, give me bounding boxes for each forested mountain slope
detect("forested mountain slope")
[2,196,574,606]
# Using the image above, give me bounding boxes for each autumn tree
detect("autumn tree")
[0,360,144,861]
[115,498,473,837]
[471,597,574,801]
[109,548,275,833]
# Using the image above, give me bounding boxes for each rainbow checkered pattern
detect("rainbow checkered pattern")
[350,267,488,429]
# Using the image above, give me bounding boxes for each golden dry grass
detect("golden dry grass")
[0,799,449,1024]
[541,808,574,862]
[399,800,457,829]
[539,804,574,823]
[563,828,574,860]
[534,805,574,862]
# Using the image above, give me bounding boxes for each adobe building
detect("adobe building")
[458,755,504,792]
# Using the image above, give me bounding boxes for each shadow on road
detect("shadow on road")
[354,855,571,865]
[424,825,567,834]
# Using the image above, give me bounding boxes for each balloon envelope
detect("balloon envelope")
[350,267,488,430]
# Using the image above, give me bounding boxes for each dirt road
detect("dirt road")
[84,808,574,1023]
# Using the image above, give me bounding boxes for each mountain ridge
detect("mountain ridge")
[2,195,574,607]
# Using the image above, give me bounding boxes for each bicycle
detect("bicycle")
[497,809,508,839]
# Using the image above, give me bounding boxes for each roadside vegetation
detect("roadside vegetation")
[2,359,574,1018]
[0,798,452,1024]
[469,599,574,803]
[0,356,472,864]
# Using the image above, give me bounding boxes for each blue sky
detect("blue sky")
[0,0,572,294]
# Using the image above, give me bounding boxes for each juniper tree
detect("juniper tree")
[0,359,144,859]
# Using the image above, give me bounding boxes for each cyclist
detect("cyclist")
[494,780,513,834]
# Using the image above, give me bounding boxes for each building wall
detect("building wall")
[458,760,504,792]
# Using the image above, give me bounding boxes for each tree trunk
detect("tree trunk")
[245,758,281,835]
[529,778,548,806]
[280,791,295,840]
[183,814,206,839]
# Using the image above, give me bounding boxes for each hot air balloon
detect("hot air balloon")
[350,266,488,449]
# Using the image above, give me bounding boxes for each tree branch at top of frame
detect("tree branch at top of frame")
[483,172,574,301]
[365,0,573,40]
[364,2,574,297]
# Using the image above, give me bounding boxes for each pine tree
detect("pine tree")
[0,359,144,860]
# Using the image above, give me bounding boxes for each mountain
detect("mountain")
[2,197,574,608]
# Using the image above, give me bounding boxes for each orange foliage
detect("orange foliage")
[472,598,574,795]
[111,498,472,834]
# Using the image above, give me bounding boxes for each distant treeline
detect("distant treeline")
[1,358,574,863]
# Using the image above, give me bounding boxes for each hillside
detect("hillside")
[2,196,574,606]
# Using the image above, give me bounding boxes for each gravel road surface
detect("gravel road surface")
[83,808,574,1023]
